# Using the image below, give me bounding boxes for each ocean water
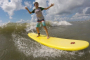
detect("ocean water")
[0,20,90,60]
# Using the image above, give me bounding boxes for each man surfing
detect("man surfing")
[25,2,54,39]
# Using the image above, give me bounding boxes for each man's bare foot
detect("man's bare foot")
[37,33,40,37]
[37,35,40,37]
[47,36,50,39]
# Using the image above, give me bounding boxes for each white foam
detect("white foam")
[49,21,72,26]
[58,21,72,25]
[25,22,36,32]
[16,19,26,23]
[12,33,85,58]
[0,22,10,28]
[25,20,72,32]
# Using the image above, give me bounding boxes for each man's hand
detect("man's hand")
[25,6,28,10]
[25,6,32,14]
[50,4,54,7]
[44,3,54,10]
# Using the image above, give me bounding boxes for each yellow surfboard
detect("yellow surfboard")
[28,33,89,51]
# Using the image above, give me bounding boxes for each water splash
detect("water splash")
[25,22,36,32]
[12,33,85,59]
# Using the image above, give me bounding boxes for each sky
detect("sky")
[0,0,90,23]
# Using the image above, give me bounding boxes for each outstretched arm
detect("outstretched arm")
[44,4,54,10]
[25,7,32,14]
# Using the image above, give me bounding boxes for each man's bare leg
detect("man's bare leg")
[43,26,49,39]
[36,27,40,37]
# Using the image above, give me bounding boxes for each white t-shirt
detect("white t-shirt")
[32,7,45,20]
